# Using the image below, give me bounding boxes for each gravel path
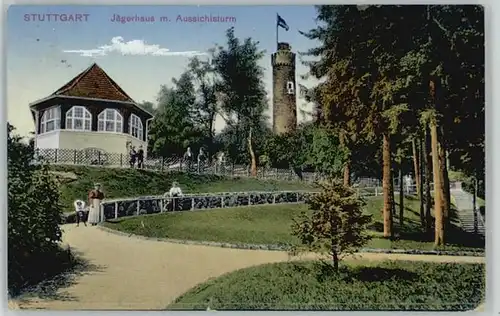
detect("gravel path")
[14,224,485,310]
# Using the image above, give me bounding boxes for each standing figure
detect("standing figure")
[74,199,87,227]
[129,146,137,168]
[405,174,413,193]
[197,148,206,172]
[88,183,105,225]
[184,147,193,171]
[137,145,144,169]
[216,152,226,174]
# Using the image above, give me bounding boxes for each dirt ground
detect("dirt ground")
[12,224,485,310]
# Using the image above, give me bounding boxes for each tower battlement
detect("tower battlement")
[271,42,296,67]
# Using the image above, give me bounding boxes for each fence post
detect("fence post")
[54,149,58,163]
[191,197,195,210]
[98,151,101,165]
[296,192,299,202]
[114,202,118,219]
[120,154,123,167]
[248,194,251,206]
[375,187,378,196]
[136,200,140,215]
[100,203,104,222]
[160,199,164,212]
[73,150,77,164]
[221,196,224,208]
[273,193,276,204]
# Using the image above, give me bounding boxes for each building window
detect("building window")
[129,114,143,140]
[40,106,61,134]
[66,106,92,131]
[98,109,123,133]
[286,81,295,95]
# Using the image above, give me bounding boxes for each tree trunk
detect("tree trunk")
[430,120,445,246]
[399,167,404,232]
[438,140,450,229]
[423,128,432,235]
[382,132,394,238]
[412,138,421,197]
[332,248,339,272]
[416,137,425,229]
[343,161,351,186]
[248,126,257,177]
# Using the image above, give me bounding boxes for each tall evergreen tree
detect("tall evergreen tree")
[212,27,268,175]
[148,73,202,158]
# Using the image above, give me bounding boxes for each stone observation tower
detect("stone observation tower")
[271,42,297,134]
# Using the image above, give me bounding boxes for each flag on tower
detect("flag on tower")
[277,14,289,31]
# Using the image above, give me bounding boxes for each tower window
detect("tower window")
[286,81,295,95]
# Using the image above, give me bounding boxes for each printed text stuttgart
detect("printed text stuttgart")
[24,13,90,22]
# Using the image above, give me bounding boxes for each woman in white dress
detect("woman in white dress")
[87,183,105,225]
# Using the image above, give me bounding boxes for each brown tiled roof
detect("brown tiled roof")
[52,63,134,103]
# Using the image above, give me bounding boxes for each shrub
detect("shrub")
[8,124,67,294]
[291,181,372,271]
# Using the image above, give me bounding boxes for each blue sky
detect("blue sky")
[7,5,320,136]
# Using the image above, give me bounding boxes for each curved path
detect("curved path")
[14,224,485,310]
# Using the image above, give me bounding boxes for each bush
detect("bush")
[8,124,70,294]
[291,181,372,271]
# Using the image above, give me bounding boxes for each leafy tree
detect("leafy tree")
[187,56,219,154]
[148,74,203,158]
[263,130,306,170]
[215,121,271,165]
[212,27,268,176]
[8,123,66,294]
[306,126,348,178]
[138,101,156,114]
[291,181,372,271]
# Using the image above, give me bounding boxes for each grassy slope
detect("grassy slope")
[167,260,484,311]
[103,196,484,251]
[52,165,317,213]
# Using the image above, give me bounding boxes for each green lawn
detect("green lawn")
[103,196,485,251]
[167,260,484,311]
[52,165,317,214]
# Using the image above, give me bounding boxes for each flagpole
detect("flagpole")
[276,13,279,50]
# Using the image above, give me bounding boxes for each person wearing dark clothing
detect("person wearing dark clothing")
[137,146,144,169]
[197,148,206,172]
[129,146,137,168]
[74,200,87,227]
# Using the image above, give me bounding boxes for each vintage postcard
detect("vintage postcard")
[7,4,485,311]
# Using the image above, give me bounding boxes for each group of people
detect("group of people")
[73,183,105,227]
[74,181,185,225]
[128,145,145,169]
[184,147,208,171]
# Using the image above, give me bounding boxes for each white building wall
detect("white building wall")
[35,131,60,149]
[59,130,147,160]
